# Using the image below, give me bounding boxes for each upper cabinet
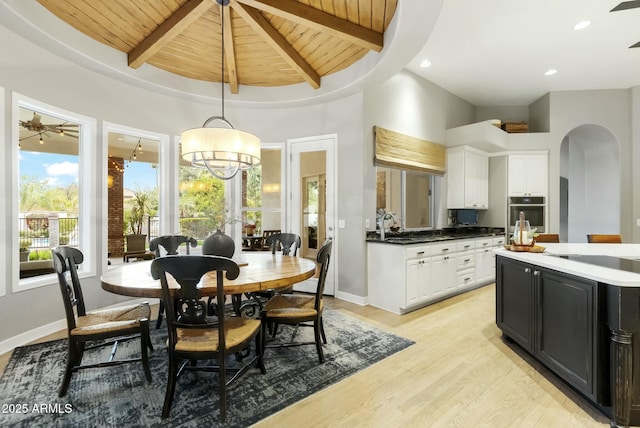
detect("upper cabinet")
[447,147,489,209]
[508,154,548,197]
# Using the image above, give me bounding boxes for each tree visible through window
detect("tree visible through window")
[18,108,80,278]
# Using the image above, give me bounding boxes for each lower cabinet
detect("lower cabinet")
[431,254,456,298]
[496,256,534,352]
[496,255,600,400]
[368,236,502,314]
[406,256,430,307]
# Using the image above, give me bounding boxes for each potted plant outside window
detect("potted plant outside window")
[124,190,155,261]
[19,237,32,262]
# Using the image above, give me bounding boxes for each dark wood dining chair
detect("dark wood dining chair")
[260,229,281,251]
[52,246,152,397]
[149,235,198,328]
[261,239,333,364]
[265,232,302,256]
[150,255,265,421]
[587,234,622,243]
[258,233,302,300]
[535,233,560,243]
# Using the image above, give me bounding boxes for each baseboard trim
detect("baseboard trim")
[334,290,367,306]
[0,298,151,356]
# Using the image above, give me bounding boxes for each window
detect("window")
[241,147,284,239]
[106,129,159,264]
[178,165,226,240]
[376,167,434,230]
[14,94,96,291]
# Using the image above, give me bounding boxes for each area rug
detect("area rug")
[0,309,413,427]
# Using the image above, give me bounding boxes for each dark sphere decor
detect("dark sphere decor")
[202,229,235,257]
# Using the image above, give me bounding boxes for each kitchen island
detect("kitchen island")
[496,244,640,428]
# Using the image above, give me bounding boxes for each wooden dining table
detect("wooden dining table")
[100,252,317,299]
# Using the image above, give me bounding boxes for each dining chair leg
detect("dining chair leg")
[219,352,227,422]
[320,317,327,344]
[156,300,164,329]
[255,332,266,374]
[162,356,178,419]
[140,319,152,382]
[314,320,324,364]
[59,340,78,397]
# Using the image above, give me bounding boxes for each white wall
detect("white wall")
[549,90,632,240]
[0,24,366,343]
[362,69,476,231]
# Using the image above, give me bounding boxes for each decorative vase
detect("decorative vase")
[202,229,235,257]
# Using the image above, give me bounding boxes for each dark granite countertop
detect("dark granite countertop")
[366,226,506,245]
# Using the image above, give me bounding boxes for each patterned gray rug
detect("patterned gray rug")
[0,309,413,427]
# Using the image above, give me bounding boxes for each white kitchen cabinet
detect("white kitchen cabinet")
[475,247,494,284]
[431,254,456,297]
[406,253,430,306]
[367,235,505,314]
[508,154,548,196]
[447,147,489,209]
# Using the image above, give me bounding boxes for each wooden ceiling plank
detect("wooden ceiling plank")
[371,0,385,32]
[333,0,348,20]
[220,5,239,94]
[232,2,321,88]
[128,0,214,69]
[384,0,397,28]
[358,0,372,29]
[236,0,383,52]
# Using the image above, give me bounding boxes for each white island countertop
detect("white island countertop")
[495,243,640,287]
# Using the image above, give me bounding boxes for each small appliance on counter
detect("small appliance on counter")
[449,209,478,226]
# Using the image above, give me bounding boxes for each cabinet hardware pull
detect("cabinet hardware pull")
[524,268,531,273]
[464,259,470,262]
[533,270,540,276]
[442,248,449,252]
[464,245,471,248]
[417,251,425,255]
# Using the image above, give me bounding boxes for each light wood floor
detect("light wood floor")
[0,284,610,427]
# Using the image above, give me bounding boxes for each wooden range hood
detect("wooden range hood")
[374,126,446,175]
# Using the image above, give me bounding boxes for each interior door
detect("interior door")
[289,135,336,295]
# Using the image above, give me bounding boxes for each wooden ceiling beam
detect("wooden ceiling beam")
[220,5,239,94]
[231,2,320,89]
[236,0,383,52]
[128,0,214,69]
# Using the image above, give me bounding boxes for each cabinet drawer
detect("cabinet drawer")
[493,236,507,247]
[457,270,476,287]
[430,242,456,255]
[405,245,430,259]
[476,238,493,249]
[457,251,475,270]
[456,240,475,252]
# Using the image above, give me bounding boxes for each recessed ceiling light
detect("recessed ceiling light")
[574,20,591,30]
[420,59,431,68]
[545,69,558,76]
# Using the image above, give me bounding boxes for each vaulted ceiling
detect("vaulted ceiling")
[37,0,397,94]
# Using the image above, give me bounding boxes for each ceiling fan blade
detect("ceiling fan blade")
[611,1,640,12]
[630,41,640,48]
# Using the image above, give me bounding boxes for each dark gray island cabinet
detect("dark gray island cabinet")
[496,248,640,428]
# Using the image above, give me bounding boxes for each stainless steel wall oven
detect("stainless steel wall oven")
[508,196,545,232]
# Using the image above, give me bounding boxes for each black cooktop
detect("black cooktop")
[556,255,640,274]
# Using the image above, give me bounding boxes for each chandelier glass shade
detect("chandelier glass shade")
[181,116,260,180]
[180,0,260,180]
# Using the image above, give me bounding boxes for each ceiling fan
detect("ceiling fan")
[610,1,640,48]
[19,112,79,137]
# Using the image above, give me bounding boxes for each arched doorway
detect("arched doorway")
[559,124,619,243]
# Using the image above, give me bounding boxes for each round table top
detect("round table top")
[100,253,317,298]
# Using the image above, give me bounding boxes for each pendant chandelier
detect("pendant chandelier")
[180,0,260,180]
